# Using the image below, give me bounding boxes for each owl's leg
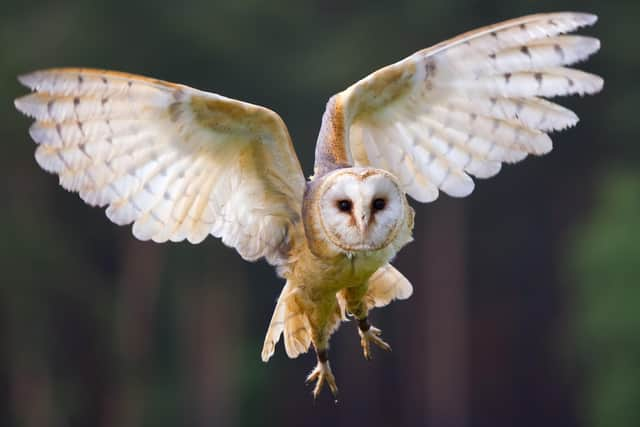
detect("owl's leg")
[357,316,391,360]
[344,286,391,360]
[306,346,338,401]
[305,298,341,401]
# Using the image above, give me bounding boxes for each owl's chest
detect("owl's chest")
[292,244,392,293]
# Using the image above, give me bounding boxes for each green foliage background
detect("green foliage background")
[570,171,640,427]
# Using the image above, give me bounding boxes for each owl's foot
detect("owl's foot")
[306,349,338,401]
[358,317,391,360]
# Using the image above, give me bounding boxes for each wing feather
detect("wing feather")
[16,68,305,266]
[326,12,602,202]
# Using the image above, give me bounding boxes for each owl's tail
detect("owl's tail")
[364,264,413,310]
[261,281,312,362]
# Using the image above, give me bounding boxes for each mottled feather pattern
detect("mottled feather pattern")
[341,12,602,203]
[281,289,313,359]
[261,281,294,361]
[364,264,413,309]
[15,68,305,266]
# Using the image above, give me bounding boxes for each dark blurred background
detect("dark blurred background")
[1,0,638,426]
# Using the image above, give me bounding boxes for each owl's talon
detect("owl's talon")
[358,323,391,360]
[306,361,338,401]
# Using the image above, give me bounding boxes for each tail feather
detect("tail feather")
[261,291,287,362]
[261,282,311,362]
[282,302,312,359]
[364,264,413,310]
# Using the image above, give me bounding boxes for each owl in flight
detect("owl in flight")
[15,12,601,400]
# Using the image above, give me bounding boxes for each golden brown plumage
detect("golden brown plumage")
[14,12,602,400]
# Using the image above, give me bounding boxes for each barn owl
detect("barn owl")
[14,12,602,400]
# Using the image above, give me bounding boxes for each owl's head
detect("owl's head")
[309,167,407,254]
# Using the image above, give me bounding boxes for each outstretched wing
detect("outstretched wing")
[315,12,602,202]
[15,68,306,266]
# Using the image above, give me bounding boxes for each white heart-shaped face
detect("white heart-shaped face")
[318,168,405,252]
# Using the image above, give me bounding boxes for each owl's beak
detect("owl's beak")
[356,211,369,235]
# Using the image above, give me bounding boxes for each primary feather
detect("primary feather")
[339,12,603,203]
[15,69,305,267]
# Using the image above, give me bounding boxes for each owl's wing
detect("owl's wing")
[315,12,602,202]
[15,68,306,266]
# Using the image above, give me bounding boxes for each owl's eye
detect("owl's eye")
[337,200,352,212]
[372,198,386,211]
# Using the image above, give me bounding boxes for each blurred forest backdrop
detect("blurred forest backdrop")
[1,0,639,426]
